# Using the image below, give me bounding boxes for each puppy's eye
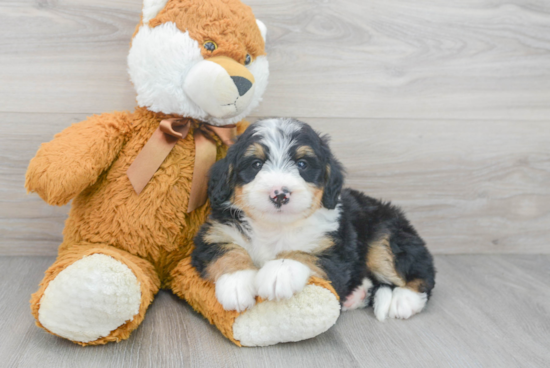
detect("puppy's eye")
[203,41,217,52]
[251,160,263,170]
[244,54,251,65]
[297,160,308,170]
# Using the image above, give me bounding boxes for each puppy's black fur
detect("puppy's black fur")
[322,189,435,300]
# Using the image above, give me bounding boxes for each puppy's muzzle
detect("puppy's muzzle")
[270,187,291,208]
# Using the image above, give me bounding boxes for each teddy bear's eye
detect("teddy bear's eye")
[203,41,217,52]
[244,54,251,66]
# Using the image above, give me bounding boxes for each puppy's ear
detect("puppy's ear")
[321,136,345,209]
[208,157,235,209]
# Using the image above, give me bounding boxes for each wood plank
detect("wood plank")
[1,113,549,255]
[0,1,549,119]
[1,255,548,367]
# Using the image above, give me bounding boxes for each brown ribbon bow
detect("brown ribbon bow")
[127,118,237,213]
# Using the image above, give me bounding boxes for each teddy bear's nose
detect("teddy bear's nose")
[231,76,253,96]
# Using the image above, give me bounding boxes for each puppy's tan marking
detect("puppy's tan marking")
[314,236,335,254]
[232,185,257,220]
[366,235,406,287]
[244,143,265,160]
[304,184,324,217]
[276,251,327,279]
[296,145,316,159]
[205,245,257,282]
[203,221,237,244]
[406,279,428,293]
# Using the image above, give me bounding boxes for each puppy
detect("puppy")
[192,118,435,321]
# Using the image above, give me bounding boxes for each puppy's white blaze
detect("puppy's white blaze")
[215,270,258,312]
[388,287,427,320]
[255,118,301,135]
[374,285,392,322]
[128,23,269,126]
[253,118,301,169]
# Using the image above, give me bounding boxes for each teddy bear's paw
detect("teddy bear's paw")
[38,254,142,343]
[215,270,257,312]
[255,259,311,301]
[233,284,341,347]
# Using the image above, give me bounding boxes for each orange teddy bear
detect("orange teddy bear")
[26,0,340,347]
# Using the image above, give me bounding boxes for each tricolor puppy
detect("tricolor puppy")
[192,118,435,321]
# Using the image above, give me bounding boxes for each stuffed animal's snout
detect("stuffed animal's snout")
[184,56,256,119]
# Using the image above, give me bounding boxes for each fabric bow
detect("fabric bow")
[127,118,237,212]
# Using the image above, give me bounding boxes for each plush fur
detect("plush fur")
[27,0,341,348]
[192,118,436,321]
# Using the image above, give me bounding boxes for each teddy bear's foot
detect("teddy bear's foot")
[171,258,341,347]
[31,244,160,345]
[233,283,341,347]
[38,254,141,343]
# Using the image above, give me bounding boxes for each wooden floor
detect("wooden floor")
[1,255,549,368]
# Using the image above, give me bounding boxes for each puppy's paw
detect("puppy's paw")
[215,270,258,312]
[373,285,393,321]
[388,287,427,320]
[256,259,311,301]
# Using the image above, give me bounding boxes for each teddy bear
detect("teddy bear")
[26,0,341,347]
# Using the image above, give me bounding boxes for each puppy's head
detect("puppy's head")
[209,118,344,223]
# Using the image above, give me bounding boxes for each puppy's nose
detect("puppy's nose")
[270,187,291,208]
[231,76,253,96]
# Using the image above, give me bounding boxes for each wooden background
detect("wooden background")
[1,0,550,255]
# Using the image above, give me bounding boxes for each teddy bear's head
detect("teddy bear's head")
[128,0,268,126]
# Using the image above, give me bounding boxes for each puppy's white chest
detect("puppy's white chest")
[248,230,308,267]
[243,208,341,267]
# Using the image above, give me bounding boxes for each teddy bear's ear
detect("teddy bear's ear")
[142,0,170,25]
[256,19,267,42]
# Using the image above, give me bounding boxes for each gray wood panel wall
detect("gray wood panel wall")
[1,0,549,255]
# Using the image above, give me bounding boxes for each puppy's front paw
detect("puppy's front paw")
[256,259,311,301]
[215,270,257,312]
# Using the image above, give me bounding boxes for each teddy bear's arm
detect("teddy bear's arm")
[25,111,132,206]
